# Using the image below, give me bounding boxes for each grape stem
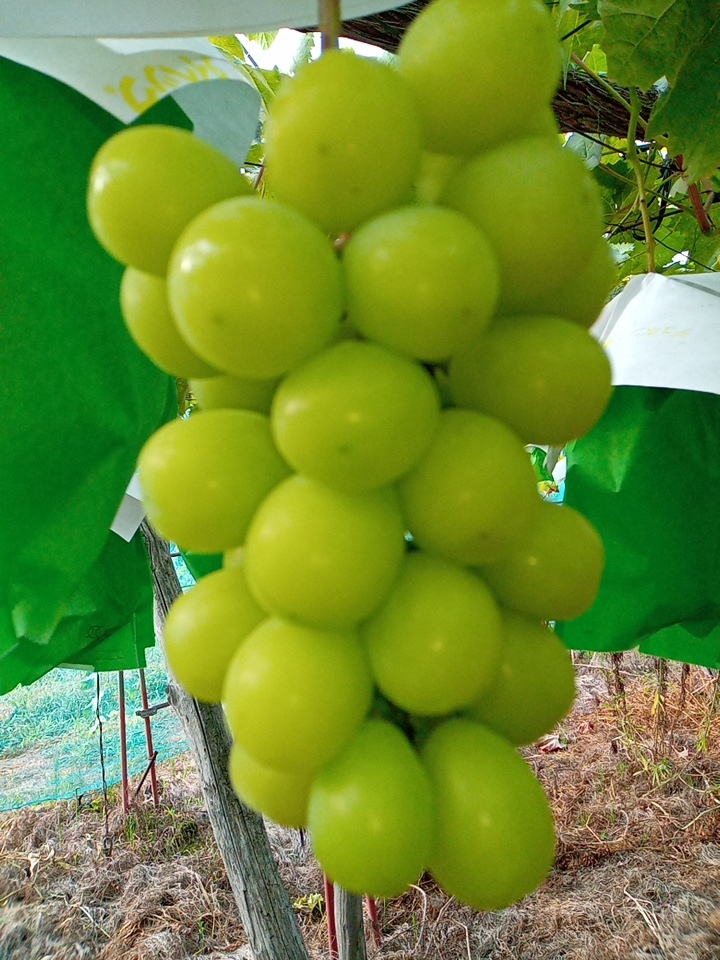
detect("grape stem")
[626,88,656,273]
[319,0,341,52]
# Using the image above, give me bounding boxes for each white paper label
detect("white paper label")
[592,272,720,397]
[111,472,145,542]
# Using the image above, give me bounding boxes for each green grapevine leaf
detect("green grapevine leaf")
[245,141,265,166]
[584,42,607,73]
[688,228,720,269]
[598,0,717,89]
[654,215,720,273]
[570,0,601,18]
[233,62,282,110]
[290,32,316,73]
[209,35,247,62]
[556,4,605,74]
[247,32,278,50]
[648,20,720,181]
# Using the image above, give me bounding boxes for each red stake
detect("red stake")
[365,896,382,946]
[118,671,130,815]
[324,874,338,958]
[677,154,714,234]
[138,668,160,808]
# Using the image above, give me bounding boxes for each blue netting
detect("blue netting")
[0,554,196,812]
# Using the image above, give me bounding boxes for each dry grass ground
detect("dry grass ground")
[1,656,720,960]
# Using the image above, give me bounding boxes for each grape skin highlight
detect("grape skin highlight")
[87,125,251,276]
[120,267,217,378]
[449,314,613,445]
[398,409,541,566]
[168,197,344,379]
[264,50,423,235]
[398,0,561,154]
[343,205,500,362]
[244,476,407,630]
[442,137,605,315]
[309,719,435,898]
[271,340,441,492]
[137,409,290,554]
[222,617,374,773]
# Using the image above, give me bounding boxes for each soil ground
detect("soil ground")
[2,655,720,960]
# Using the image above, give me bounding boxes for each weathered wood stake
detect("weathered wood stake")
[142,524,310,960]
[335,885,367,960]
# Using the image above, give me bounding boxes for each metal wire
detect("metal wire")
[95,673,113,856]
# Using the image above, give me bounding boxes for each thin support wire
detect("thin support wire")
[95,673,113,856]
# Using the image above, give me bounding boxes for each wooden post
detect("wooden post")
[142,524,310,960]
[335,886,367,960]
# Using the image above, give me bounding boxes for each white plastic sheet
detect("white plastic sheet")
[0,1,404,38]
[592,272,720,396]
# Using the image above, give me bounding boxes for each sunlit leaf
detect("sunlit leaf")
[209,35,247,62]
[248,32,278,51]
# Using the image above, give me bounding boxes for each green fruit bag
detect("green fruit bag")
[0,38,261,688]
[0,533,156,693]
[558,385,720,668]
[0,55,175,674]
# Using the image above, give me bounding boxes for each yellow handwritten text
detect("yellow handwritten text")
[636,326,692,338]
[113,56,229,114]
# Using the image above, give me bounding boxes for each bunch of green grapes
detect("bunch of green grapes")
[87,0,614,914]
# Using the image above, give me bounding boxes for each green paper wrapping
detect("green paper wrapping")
[181,551,224,582]
[558,386,720,668]
[0,56,179,687]
[0,532,155,693]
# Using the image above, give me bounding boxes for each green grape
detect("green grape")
[244,476,406,629]
[525,105,562,139]
[222,618,373,773]
[222,545,245,569]
[137,410,290,553]
[481,501,605,622]
[448,315,613,445]
[397,0,561,155]
[362,553,501,716]
[308,719,435,898]
[229,742,313,829]
[413,115,558,208]
[529,239,617,329]
[466,611,576,746]
[271,341,441,492]
[167,197,343,379]
[343,205,499,363]
[264,50,422,235]
[163,565,265,703]
[398,409,541,565]
[413,152,464,205]
[190,374,279,414]
[87,125,251,276]
[120,267,217,378]
[442,137,604,315]
[432,367,455,409]
[422,718,556,910]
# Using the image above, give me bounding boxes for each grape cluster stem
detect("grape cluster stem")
[320,0,342,53]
